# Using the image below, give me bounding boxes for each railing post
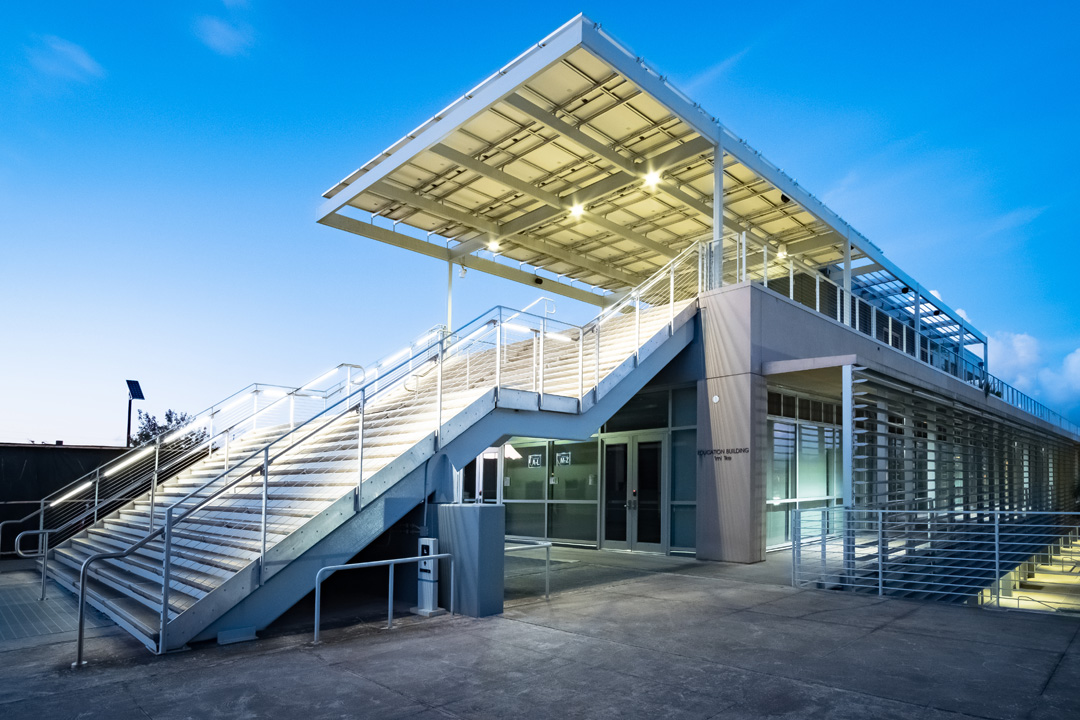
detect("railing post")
[531,330,538,392]
[495,319,502,399]
[357,390,365,507]
[545,543,550,600]
[538,318,546,402]
[39,530,48,601]
[313,571,324,644]
[253,389,259,431]
[260,448,269,586]
[387,563,395,630]
[37,498,45,596]
[993,512,1001,607]
[577,327,584,405]
[73,559,88,666]
[739,232,746,282]
[762,242,768,287]
[634,293,641,364]
[436,338,444,449]
[697,250,702,294]
[149,436,161,532]
[669,261,675,333]
[289,394,295,430]
[594,323,601,398]
[93,469,100,523]
[877,510,884,596]
[159,507,173,654]
[208,413,215,459]
[791,508,801,587]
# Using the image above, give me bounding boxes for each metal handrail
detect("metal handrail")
[313,552,455,642]
[792,508,1080,616]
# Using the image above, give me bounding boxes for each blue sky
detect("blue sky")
[2,1,1078,445]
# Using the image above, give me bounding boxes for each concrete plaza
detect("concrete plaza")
[1,549,1078,719]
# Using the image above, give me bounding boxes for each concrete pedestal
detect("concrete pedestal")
[436,503,505,617]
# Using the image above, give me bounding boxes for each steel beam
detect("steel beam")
[318,213,615,307]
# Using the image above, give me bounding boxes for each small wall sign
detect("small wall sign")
[697,447,750,462]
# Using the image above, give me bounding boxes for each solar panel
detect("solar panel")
[126,380,144,400]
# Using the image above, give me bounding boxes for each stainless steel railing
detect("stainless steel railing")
[312,552,455,643]
[791,507,1080,615]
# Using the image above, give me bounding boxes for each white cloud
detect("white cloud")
[988,333,1080,419]
[1038,348,1080,406]
[956,307,972,323]
[988,332,1042,393]
[929,289,942,301]
[195,16,254,56]
[26,35,105,82]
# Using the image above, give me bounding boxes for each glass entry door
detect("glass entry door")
[603,434,664,552]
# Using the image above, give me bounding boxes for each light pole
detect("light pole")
[126,380,144,447]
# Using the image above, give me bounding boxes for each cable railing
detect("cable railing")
[55,241,703,662]
[791,507,1080,615]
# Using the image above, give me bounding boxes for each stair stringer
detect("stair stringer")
[187,315,695,645]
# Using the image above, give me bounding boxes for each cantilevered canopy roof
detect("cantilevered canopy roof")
[318,15,984,346]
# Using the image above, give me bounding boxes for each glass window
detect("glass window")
[481,455,499,503]
[825,427,841,497]
[798,397,811,421]
[506,503,545,537]
[504,443,546,500]
[766,504,791,547]
[549,441,598,501]
[769,421,796,501]
[782,394,796,419]
[671,429,696,502]
[605,390,668,432]
[461,459,476,501]
[798,425,829,498]
[671,386,697,427]
[548,503,596,542]
[670,505,696,549]
[768,391,783,416]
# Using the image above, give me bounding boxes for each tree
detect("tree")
[130,409,195,446]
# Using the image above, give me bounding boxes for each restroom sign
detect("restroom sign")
[556,452,572,466]
[528,454,543,468]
